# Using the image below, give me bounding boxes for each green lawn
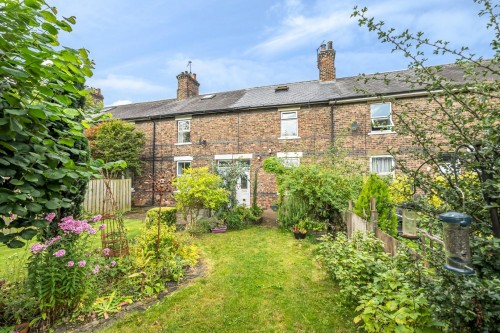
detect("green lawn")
[100,227,356,333]
[0,219,145,281]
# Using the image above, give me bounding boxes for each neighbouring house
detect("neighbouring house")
[106,41,486,208]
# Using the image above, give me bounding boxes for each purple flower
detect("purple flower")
[59,216,94,235]
[110,261,117,267]
[93,265,100,274]
[102,248,111,256]
[45,212,56,222]
[78,260,86,267]
[99,223,106,230]
[67,261,74,267]
[53,249,66,257]
[105,265,110,270]
[93,215,102,222]
[88,228,97,235]
[30,243,45,254]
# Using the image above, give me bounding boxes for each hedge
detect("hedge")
[145,207,177,228]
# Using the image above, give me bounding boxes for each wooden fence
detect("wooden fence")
[345,199,443,256]
[83,179,132,215]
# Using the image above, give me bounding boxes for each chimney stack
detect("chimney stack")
[317,41,336,82]
[176,71,200,101]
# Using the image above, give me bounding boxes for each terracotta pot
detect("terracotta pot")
[211,226,227,233]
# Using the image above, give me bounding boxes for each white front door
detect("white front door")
[236,170,250,207]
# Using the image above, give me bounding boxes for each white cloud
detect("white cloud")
[89,74,166,93]
[110,99,133,106]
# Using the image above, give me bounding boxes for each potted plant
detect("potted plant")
[291,224,307,239]
[270,201,279,212]
[210,218,227,233]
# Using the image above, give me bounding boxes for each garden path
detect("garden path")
[100,227,355,333]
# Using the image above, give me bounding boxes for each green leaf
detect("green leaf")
[27,202,43,213]
[44,169,66,179]
[5,109,27,116]
[0,141,18,152]
[29,108,47,119]
[7,239,26,249]
[41,22,58,35]
[58,138,74,147]
[0,118,8,125]
[1,66,29,78]
[45,199,60,210]
[10,179,24,186]
[20,228,38,240]
[40,10,58,23]
[63,108,80,117]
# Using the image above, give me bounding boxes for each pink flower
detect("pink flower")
[30,243,45,254]
[45,212,56,222]
[88,228,97,235]
[45,235,61,247]
[58,216,94,235]
[105,265,110,270]
[102,248,111,256]
[93,265,100,274]
[78,260,86,267]
[67,261,74,267]
[99,223,106,230]
[111,261,117,267]
[53,249,66,257]
[93,215,102,222]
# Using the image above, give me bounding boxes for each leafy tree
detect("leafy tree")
[85,119,146,177]
[0,0,96,247]
[173,167,229,229]
[354,174,398,236]
[352,1,499,330]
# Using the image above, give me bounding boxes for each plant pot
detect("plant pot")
[15,322,29,333]
[270,205,278,211]
[293,232,307,239]
[211,226,227,233]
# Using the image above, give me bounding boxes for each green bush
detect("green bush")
[316,232,390,304]
[355,174,398,236]
[145,207,177,228]
[191,217,220,234]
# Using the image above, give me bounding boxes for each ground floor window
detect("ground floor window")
[277,152,302,168]
[176,161,192,176]
[370,156,394,176]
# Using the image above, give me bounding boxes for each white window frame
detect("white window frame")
[370,103,395,133]
[176,117,191,144]
[370,155,395,176]
[277,152,302,168]
[280,110,299,139]
[174,156,193,177]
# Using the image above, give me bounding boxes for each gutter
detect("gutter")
[328,89,443,105]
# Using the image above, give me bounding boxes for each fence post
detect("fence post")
[370,196,378,232]
[346,200,353,238]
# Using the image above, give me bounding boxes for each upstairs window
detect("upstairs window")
[370,103,394,132]
[370,156,394,176]
[177,119,191,143]
[438,152,460,174]
[281,111,298,137]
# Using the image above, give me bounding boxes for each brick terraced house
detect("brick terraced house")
[107,42,481,208]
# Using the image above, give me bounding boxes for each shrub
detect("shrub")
[355,174,398,236]
[145,207,177,228]
[173,167,229,230]
[316,232,390,304]
[355,269,439,332]
[128,224,199,295]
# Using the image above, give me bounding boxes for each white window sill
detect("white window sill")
[278,136,300,140]
[175,142,192,146]
[368,131,397,135]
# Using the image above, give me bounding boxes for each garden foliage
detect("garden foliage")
[173,167,229,230]
[145,207,177,228]
[355,174,398,236]
[85,119,146,176]
[0,0,98,247]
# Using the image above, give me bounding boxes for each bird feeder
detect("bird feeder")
[438,211,474,275]
[402,208,419,239]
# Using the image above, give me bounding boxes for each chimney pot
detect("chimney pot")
[320,44,326,51]
[327,41,333,50]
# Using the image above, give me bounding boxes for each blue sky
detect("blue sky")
[49,0,496,106]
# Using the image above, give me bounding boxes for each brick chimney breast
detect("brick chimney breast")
[317,41,336,82]
[176,71,200,101]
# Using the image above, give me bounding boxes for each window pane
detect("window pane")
[178,131,190,143]
[177,161,191,176]
[281,111,297,120]
[240,175,248,189]
[371,103,391,118]
[371,118,392,130]
[178,120,190,131]
[372,157,393,174]
[281,119,298,137]
[281,157,300,168]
